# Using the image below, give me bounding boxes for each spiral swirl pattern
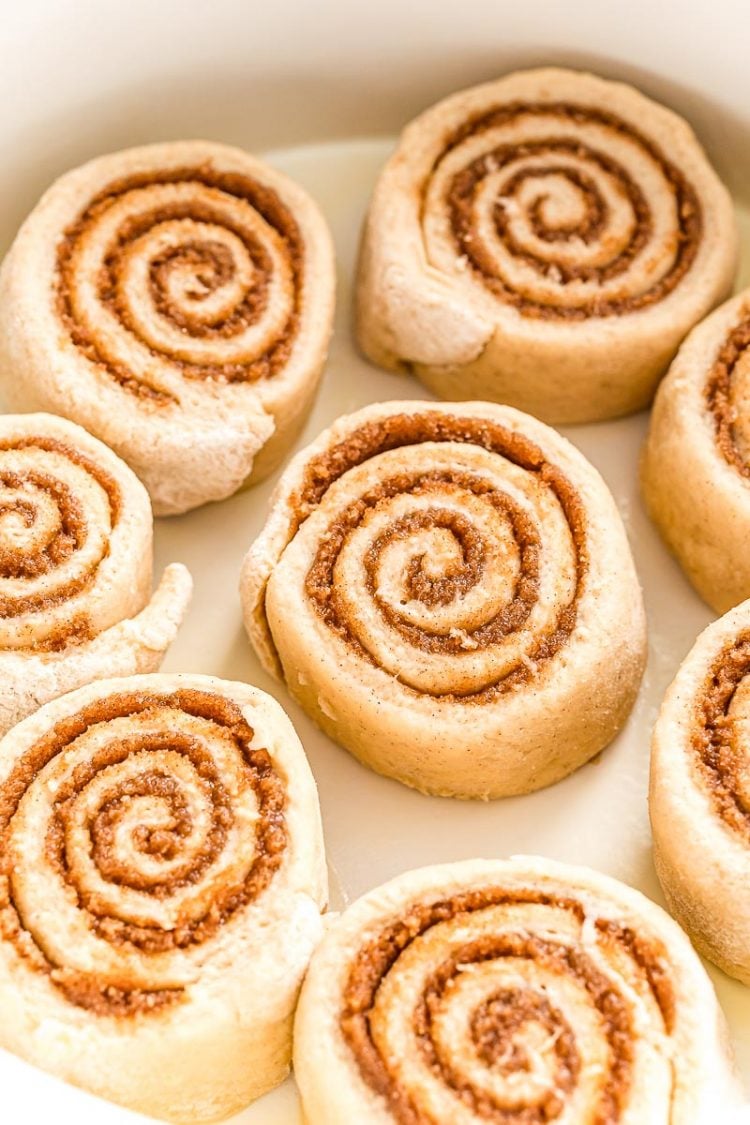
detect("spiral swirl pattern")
[0,431,124,651]
[428,102,700,320]
[242,401,646,798]
[0,415,192,737]
[294,860,738,1123]
[0,141,336,514]
[56,165,302,401]
[0,685,286,1014]
[0,673,325,1121]
[356,68,737,424]
[300,412,584,699]
[343,895,665,1122]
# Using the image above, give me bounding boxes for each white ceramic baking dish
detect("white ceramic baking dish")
[2,2,750,1121]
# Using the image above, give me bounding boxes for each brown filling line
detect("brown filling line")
[341,888,673,1124]
[434,101,702,319]
[705,315,750,477]
[0,689,287,1016]
[0,436,122,649]
[693,633,750,836]
[56,164,304,402]
[295,412,587,701]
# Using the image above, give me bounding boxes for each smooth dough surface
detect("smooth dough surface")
[0,140,336,514]
[294,856,741,1124]
[356,67,738,423]
[642,288,750,613]
[0,672,327,1123]
[240,399,647,799]
[0,412,191,733]
[650,598,750,984]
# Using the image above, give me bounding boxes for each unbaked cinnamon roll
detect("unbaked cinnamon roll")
[240,400,646,798]
[294,857,741,1123]
[0,672,327,1122]
[0,413,191,734]
[356,68,737,423]
[651,598,750,984]
[642,289,750,613]
[0,140,335,515]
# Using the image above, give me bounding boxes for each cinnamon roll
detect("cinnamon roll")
[240,400,646,799]
[294,857,741,1124]
[0,140,335,515]
[0,413,191,734]
[642,289,750,613]
[0,672,327,1122]
[356,68,737,424]
[650,598,750,984]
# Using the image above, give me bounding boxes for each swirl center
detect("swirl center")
[56,168,304,399]
[423,101,702,319]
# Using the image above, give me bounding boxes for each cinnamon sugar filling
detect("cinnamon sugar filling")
[706,316,750,476]
[56,164,304,401]
[693,634,750,836]
[341,888,673,1124]
[295,413,587,700]
[0,689,288,1016]
[434,101,702,319]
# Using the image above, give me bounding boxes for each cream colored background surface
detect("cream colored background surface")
[3,2,750,1121]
